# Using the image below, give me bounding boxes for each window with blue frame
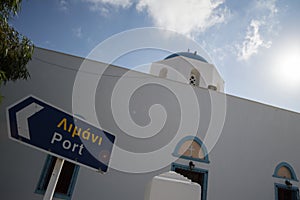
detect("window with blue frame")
[275,183,299,200]
[172,136,209,163]
[273,162,299,200]
[273,162,298,181]
[171,163,208,200]
[36,155,80,200]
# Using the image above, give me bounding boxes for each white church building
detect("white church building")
[0,47,300,200]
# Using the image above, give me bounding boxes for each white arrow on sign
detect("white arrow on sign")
[16,102,44,140]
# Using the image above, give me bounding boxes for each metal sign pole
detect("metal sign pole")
[43,158,64,200]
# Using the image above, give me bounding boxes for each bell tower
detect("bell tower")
[150,51,224,92]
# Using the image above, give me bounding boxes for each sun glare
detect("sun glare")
[273,45,300,89]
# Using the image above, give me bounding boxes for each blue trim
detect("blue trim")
[274,183,299,200]
[36,155,55,191]
[171,162,208,200]
[35,155,80,200]
[273,162,298,182]
[66,162,80,199]
[164,52,208,63]
[173,136,210,163]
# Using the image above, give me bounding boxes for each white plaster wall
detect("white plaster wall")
[0,48,299,200]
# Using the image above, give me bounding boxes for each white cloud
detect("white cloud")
[237,20,272,61]
[255,0,278,16]
[136,0,229,36]
[83,0,132,11]
[80,0,280,63]
[73,27,83,38]
[236,0,278,61]
[81,0,229,35]
[59,0,68,11]
[82,0,133,16]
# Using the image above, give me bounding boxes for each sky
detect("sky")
[10,0,300,113]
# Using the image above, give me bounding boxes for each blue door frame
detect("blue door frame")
[275,183,299,200]
[171,162,208,200]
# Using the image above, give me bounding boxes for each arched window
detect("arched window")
[273,162,299,200]
[172,136,209,163]
[189,69,200,86]
[273,162,298,181]
[159,68,168,78]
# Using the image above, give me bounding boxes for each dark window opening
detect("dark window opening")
[189,74,197,86]
[173,165,208,200]
[278,187,298,200]
[175,167,204,187]
[189,69,200,86]
[36,156,79,200]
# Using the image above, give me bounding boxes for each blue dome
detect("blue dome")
[164,52,208,63]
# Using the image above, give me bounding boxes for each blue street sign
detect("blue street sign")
[7,96,115,172]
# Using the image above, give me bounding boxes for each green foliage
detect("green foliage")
[0,0,34,82]
[0,0,21,19]
[0,0,34,104]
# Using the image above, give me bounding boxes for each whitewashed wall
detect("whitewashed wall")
[0,48,299,200]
